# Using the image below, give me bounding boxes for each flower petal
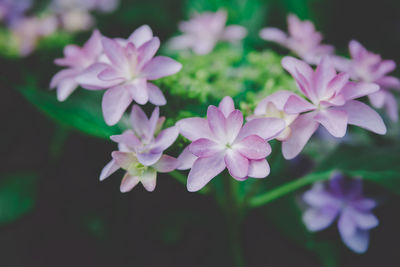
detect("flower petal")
[120,173,140,193]
[368,90,386,109]
[254,90,295,113]
[282,112,319,160]
[128,25,153,48]
[147,83,166,106]
[56,77,79,102]
[137,151,162,166]
[313,56,337,99]
[234,135,269,160]
[207,106,227,141]
[140,168,157,192]
[303,207,339,232]
[190,138,223,158]
[126,78,149,105]
[102,85,132,125]
[237,118,285,141]
[384,91,399,121]
[221,25,247,41]
[259,28,288,45]
[247,159,270,178]
[99,159,120,181]
[226,110,243,143]
[352,210,379,230]
[151,126,179,153]
[284,94,316,114]
[131,104,150,138]
[112,151,136,169]
[137,37,160,68]
[218,96,235,117]
[340,229,369,254]
[142,56,182,80]
[314,108,348,138]
[110,130,140,149]
[338,208,357,237]
[152,155,179,173]
[177,145,197,170]
[76,63,123,90]
[225,150,249,180]
[337,100,386,134]
[101,37,128,70]
[340,82,379,101]
[187,153,226,192]
[176,118,213,141]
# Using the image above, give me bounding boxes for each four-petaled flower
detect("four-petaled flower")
[99,105,179,192]
[302,173,379,254]
[177,96,285,192]
[280,56,386,159]
[168,10,247,55]
[336,40,400,121]
[260,14,334,65]
[50,29,103,101]
[76,25,182,125]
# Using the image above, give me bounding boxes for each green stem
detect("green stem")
[249,171,333,208]
[223,176,245,267]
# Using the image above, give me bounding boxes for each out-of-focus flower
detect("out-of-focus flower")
[0,0,32,25]
[177,96,285,192]
[302,173,379,253]
[75,25,182,125]
[169,10,247,55]
[248,90,299,141]
[281,56,386,159]
[260,14,334,65]
[58,9,94,33]
[336,40,400,121]
[51,0,119,13]
[100,105,179,192]
[50,29,103,101]
[11,15,58,56]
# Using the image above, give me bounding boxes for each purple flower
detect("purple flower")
[281,56,386,159]
[0,0,32,25]
[248,90,299,141]
[302,173,379,253]
[336,40,400,121]
[51,0,119,13]
[168,10,247,55]
[100,105,179,192]
[177,96,285,192]
[260,14,334,65]
[50,29,103,101]
[76,25,182,125]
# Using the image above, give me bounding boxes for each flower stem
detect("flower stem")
[248,170,333,208]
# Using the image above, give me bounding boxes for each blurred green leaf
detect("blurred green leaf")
[17,79,129,139]
[0,173,37,224]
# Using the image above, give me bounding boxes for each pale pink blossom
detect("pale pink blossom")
[260,14,334,65]
[336,40,400,121]
[50,29,103,101]
[281,56,386,159]
[75,25,182,125]
[169,10,247,55]
[177,96,285,192]
[100,105,179,192]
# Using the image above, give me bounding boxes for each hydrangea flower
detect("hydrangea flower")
[302,173,379,253]
[177,96,285,192]
[248,90,299,141]
[168,10,247,55]
[100,105,179,192]
[259,14,334,65]
[50,29,103,101]
[280,56,386,159]
[76,25,182,125]
[336,40,400,121]
[0,0,32,25]
[11,15,58,56]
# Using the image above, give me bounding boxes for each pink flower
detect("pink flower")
[248,90,299,141]
[336,40,400,121]
[281,56,386,159]
[177,96,285,192]
[50,29,103,101]
[168,10,247,55]
[259,14,334,65]
[76,25,182,125]
[99,105,179,192]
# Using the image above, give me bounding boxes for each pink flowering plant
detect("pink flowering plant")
[5,2,400,266]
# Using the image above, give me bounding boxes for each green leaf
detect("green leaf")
[17,79,129,139]
[0,173,37,224]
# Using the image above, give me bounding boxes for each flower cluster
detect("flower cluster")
[302,173,379,253]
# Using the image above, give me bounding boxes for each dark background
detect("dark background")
[2,0,400,266]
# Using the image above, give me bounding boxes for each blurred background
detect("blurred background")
[1,0,400,266]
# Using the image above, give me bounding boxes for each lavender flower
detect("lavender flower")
[168,10,247,55]
[75,25,182,125]
[336,40,400,121]
[281,56,386,159]
[50,29,103,101]
[177,96,285,192]
[0,0,32,25]
[260,14,334,65]
[100,105,179,192]
[302,173,379,253]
